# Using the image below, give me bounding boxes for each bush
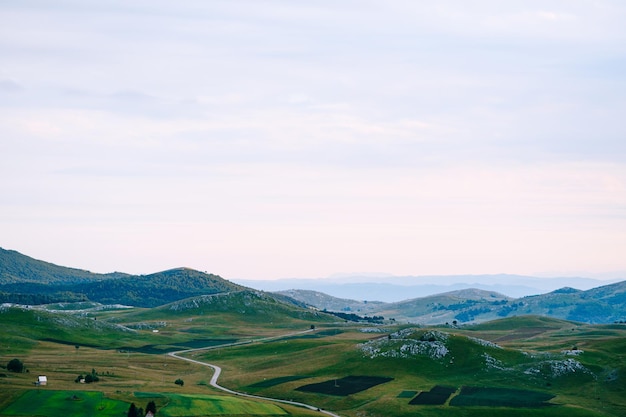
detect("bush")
[7,358,24,373]
[175,378,184,387]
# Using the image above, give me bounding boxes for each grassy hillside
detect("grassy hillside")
[191,316,626,417]
[0,247,128,285]
[275,289,386,314]
[0,247,245,307]
[2,292,625,417]
[3,247,625,322]
[0,293,338,416]
[351,283,626,325]
[0,291,335,354]
[368,288,511,324]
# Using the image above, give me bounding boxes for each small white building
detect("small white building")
[37,376,47,386]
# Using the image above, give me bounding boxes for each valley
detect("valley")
[1,248,626,416]
[2,298,625,417]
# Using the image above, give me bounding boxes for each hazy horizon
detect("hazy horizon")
[2,1,625,280]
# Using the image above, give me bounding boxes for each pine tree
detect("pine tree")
[127,403,138,417]
[146,400,157,415]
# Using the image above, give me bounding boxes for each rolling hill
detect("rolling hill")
[281,283,626,325]
[274,289,385,314]
[0,247,128,284]
[0,248,244,307]
[368,288,512,324]
[2,247,625,323]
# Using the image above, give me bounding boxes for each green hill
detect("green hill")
[0,247,128,284]
[71,268,245,307]
[275,289,385,314]
[368,288,512,324]
[0,248,244,307]
[193,315,626,416]
[3,247,625,322]
[2,294,625,416]
[312,283,626,325]
[496,281,626,324]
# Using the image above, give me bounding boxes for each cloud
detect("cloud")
[536,11,576,21]
[1,1,625,277]
[0,79,24,92]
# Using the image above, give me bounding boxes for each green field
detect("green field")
[157,393,288,416]
[0,390,128,417]
[2,300,626,417]
[0,390,289,417]
[449,386,555,408]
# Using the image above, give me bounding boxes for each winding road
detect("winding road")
[167,329,342,417]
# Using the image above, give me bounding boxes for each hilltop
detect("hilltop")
[0,248,244,307]
[281,283,626,325]
[0,247,129,284]
[275,289,385,314]
[2,247,625,322]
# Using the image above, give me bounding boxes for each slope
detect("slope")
[0,248,246,307]
[274,289,385,314]
[369,289,512,324]
[0,247,128,284]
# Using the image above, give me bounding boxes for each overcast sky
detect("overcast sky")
[1,1,625,280]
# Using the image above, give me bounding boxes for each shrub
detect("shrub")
[7,358,24,373]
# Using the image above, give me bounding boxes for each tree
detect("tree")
[7,358,24,373]
[84,369,99,383]
[175,378,184,387]
[127,402,139,417]
[146,400,157,415]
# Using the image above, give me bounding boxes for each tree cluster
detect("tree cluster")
[75,368,100,383]
[6,358,25,373]
[128,400,157,417]
[325,311,385,323]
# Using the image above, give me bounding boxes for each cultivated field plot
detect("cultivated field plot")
[0,390,289,417]
[449,386,555,408]
[397,390,417,398]
[409,385,456,405]
[0,390,128,417]
[152,393,288,416]
[296,375,393,396]
[248,375,309,388]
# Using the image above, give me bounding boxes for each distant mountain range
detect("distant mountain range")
[235,274,621,301]
[2,247,625,324]
[278,282,626,325]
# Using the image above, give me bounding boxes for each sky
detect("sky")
[1,1,626,281]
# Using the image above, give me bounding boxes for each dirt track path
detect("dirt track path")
[167,329,342,417]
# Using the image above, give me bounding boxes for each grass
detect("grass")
[449,386,555,408]
[157,393,288,416]
[0,390,128,417]
[2,303,626,417]
[0,390,290,417]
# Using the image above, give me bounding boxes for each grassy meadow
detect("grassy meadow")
[1,301,626,417]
